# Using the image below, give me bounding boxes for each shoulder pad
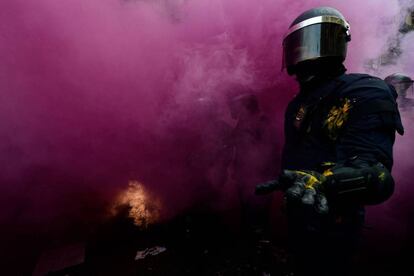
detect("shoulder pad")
[337,74,393,100]
[338,74,404,135]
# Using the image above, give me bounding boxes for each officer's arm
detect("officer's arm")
[323,159,394,205]
[326,93,403,205]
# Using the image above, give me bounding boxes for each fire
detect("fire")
[112,181,162,227]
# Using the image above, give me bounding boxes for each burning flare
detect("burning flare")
[112,181,162,227]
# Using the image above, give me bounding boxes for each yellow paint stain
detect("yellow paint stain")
[324,98,352,140]
[297,171,320,189]
[323,169,334,177]
[379,171,386,182]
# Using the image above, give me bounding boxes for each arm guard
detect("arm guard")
[324,162,394,205]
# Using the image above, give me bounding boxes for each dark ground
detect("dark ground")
[2,207,413,276]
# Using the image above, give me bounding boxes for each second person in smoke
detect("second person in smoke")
[228,93,276,238]
[385,73,414,112]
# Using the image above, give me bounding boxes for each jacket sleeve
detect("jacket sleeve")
[326,78,403,204]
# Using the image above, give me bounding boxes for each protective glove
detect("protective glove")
[282,170,330,214]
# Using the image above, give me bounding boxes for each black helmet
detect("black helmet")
[384,73,414,97]
[282,7,351,75]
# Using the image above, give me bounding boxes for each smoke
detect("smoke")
[1,0,413,270]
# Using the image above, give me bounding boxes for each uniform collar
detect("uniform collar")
[299,72,347,101]
[298,63,346,91]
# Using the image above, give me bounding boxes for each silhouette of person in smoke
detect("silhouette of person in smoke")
[186,97,233,210]
[385,73,414,112]
[228,93,275,237]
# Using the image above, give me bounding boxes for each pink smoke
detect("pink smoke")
[1,0,413,272]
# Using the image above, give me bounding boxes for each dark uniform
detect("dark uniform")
[282,72,403,275]
[283,73,403,172]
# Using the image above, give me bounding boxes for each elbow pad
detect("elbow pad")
[324,162,394,205]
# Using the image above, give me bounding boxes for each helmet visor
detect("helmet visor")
[283,23,348,74]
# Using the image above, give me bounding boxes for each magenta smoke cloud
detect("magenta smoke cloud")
[0,1,412,261]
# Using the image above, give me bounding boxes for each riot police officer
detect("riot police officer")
[257,6,404,276]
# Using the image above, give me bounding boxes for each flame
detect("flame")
[112,180,161,227]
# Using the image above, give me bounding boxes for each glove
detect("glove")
[282,170,330,214]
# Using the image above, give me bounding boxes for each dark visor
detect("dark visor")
[283,23,348,73]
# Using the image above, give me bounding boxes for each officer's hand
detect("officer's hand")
[281,170,329,214]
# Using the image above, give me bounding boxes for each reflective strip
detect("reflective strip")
[284,15,350,39]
